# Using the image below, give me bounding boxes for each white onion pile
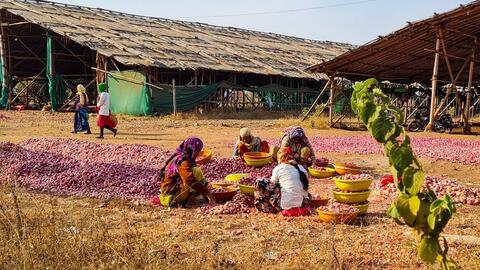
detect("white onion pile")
[198,193,254,215]
[318,202,357,214]
[336,173,372,181]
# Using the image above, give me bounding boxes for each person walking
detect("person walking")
[96,83,117,139]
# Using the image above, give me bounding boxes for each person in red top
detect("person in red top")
[158,137,215,207]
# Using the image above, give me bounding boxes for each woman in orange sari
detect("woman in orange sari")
[232,128,269,160]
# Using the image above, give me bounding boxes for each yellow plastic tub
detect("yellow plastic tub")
[196,149,212,165]
[317,209,358,224]
[211,182,235,189]
[334,178,373,192]
[354,202,369,215]
[244,157,272,167]
[243,152,272,160]
[224,173,249,182]
[333,190,371,203]
[308,167,336,178]
[333,163,361,175]
[238,184,255,196]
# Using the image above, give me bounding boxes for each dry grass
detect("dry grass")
[2,185,480,270]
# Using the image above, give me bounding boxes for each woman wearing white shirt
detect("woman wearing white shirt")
[254,147,311,216]
[96,83,117,139]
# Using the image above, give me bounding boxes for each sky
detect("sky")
[52,0,472,45]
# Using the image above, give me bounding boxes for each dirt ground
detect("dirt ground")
[1,110,480,270]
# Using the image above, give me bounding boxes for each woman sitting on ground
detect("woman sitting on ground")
[158,137,215,207]
[232,128,270,160]
[279,127,315,167]
[254,147,310,217]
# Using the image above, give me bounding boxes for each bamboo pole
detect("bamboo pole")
[328,75,335,126]
[301,81,329,121]
[464,45,475,134]
[172,78,176,116]
[427,35,441,131]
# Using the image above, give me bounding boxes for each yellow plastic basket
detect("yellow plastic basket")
[333,190,371,203]
[308,167,336,178]
[334,178,373,192]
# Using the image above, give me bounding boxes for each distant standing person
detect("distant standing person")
[96,83,117,139]
[71,84,91,134]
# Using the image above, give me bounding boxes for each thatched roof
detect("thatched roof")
[308,1,480,85]
[0,0,354,80]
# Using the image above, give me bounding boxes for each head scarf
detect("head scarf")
[77,84,86,93]
[277,147,294,163]
[239,128,261,150]
[98,83,107,93]
[165,137,204,177]
[77,84,88,105]
[288,127,308,145]
[239,128,251,139]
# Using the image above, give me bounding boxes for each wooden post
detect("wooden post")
[172,78,176,116]
[427,36,441,131]
[464,46,475,133]
[96,52,107,85]
[328,75,335,126]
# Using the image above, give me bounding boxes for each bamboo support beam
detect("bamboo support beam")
[301,81,328,121]
[464,45,475,133]
[427,35,441,131]
[10,68,45,104]
[328,75,335,127]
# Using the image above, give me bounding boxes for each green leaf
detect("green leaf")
[402,167,425,196]
[418,234,440,264]
[384,140,395,158]
[370,114,396,143]
[363,78,378,89]
[430,199,444,211]
[395,194,416,226]
[389,140,414,172]
[387,204,405,225]
[409,196,421,215]
[427,214,436,230]
[357,97,377,124]
[415,197,431,228]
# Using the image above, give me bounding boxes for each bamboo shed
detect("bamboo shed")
[0,0,354,115]
[308,1,480,133]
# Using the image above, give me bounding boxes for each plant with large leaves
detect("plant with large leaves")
[351,79,456,269]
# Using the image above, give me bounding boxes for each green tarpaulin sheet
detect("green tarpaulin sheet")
[46,33,66,111]
[0,48,7,108]
[151,81,319,114]
[107,70,152,116]
[106,72,322,115]
[151,81,224,114]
